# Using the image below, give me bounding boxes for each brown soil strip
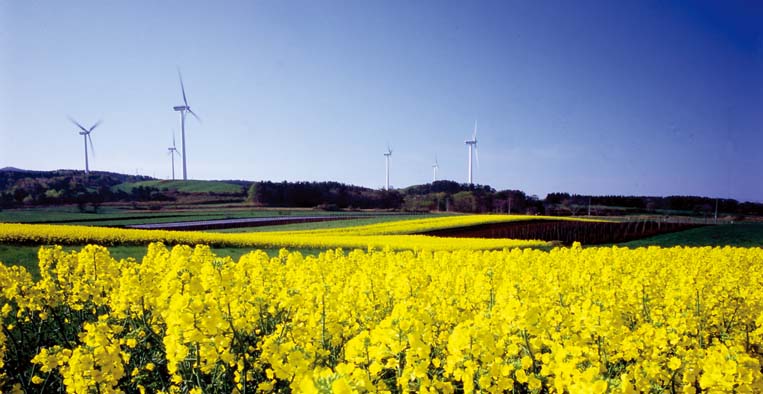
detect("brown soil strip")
[421,220,704,245]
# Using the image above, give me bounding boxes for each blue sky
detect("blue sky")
[1,1,761,201]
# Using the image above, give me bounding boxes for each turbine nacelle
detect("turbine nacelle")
[173,105,189,112]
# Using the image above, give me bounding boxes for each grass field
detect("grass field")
[618,222,763,247]
[111,179,245,194]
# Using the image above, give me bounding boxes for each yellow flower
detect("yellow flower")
[521,355,534,370]
[515,369,528,384]
[668,357,682,371]
[331,377,353,394]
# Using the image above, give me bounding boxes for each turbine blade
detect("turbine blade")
[475,145,479,169]
[178,68,188,107]
[68,117,88,132]
[88,133,95,158]
[188,109,201,123]
[172,133,176,148]
[89,120,102,132]
[473,120,478,140]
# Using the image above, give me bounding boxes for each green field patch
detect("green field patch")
[618,222,763,248]
[112,179,245,194]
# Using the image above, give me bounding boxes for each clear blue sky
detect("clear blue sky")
[1,1,761,201]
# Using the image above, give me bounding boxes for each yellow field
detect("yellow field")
[0,217,554,251]
[2,242,762,393]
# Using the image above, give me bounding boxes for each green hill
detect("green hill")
[112,180,245,194]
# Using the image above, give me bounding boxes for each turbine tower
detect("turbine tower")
[384,145,393,190]
[69,117,100,175]
[167,134,180,180]
[464,121,479,184]
[432,155,439,182]
[173,69,201,181]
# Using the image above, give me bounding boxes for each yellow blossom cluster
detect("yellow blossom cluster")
[1,243,762,392]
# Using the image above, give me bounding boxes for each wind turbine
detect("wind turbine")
[384,145,393,190]
[167,134,180,180]
[465,121,479,184]
[432,155,439,182]
[69,117,100,175]
[173,69,201,180]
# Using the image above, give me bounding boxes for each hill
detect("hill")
[112,180,245,194]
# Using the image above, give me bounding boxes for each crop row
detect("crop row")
[1,243,762,392]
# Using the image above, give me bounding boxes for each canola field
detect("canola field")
[1,233,763,393]
[0,215,557,252]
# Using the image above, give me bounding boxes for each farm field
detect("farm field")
[0,205,395,227]
[0,217,552,251]
[2,215,762,392]
[2,242,762,392]
[208,214,446,233]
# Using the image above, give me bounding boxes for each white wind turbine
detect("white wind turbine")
[384,145,393,190]
[173,69,201,180]
[464,121,479,184]
[69,117,100,175]
[167,134,180,180]
[432,155,439,182]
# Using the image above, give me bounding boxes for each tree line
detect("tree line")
[2,169,761,217]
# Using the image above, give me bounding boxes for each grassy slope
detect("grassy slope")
[618,223,763,248]
[111,180,244,194]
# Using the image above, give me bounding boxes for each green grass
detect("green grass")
[0,206,134,223]
[0,243,327,280]
[111,180,245,194]
[618,223,763,248]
